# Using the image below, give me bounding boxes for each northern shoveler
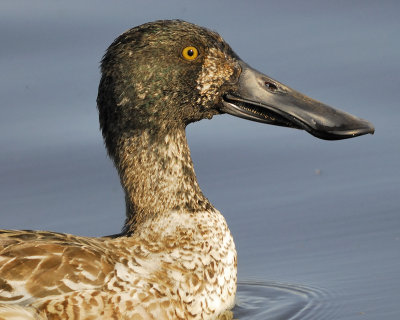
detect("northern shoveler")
[0,20,374,320]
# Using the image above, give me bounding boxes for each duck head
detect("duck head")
[98,20,374,158]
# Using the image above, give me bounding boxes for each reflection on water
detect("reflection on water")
[233,281,337,320]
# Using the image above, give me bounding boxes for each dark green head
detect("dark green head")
[98,19,374,160]
[97,20,241,158]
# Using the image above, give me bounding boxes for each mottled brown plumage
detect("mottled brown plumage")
[0,211,236,319]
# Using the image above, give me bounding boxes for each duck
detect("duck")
[0,20,374,320]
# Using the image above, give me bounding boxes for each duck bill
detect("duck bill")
[221,61,374,140]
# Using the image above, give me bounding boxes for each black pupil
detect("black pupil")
[187,49,194,56]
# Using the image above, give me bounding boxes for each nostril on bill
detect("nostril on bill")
[264,81,278,91]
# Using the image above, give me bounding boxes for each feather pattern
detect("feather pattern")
[1,211,236,319]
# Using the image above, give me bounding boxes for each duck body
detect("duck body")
[0,210,235,319]
[0,20,373,319]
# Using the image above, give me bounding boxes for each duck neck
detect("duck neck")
[114,126,213,234]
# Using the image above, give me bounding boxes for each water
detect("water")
[1,1,399,318]
[234,281,337,319]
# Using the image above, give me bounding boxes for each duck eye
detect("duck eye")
[182,46,199,61]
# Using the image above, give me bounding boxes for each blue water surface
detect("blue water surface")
[1,1,399,318]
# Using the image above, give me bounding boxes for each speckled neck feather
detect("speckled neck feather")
[116,127,213,234]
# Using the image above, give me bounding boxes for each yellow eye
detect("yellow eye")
[182,46,199,61]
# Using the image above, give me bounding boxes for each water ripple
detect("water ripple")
[233,281,338,320]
